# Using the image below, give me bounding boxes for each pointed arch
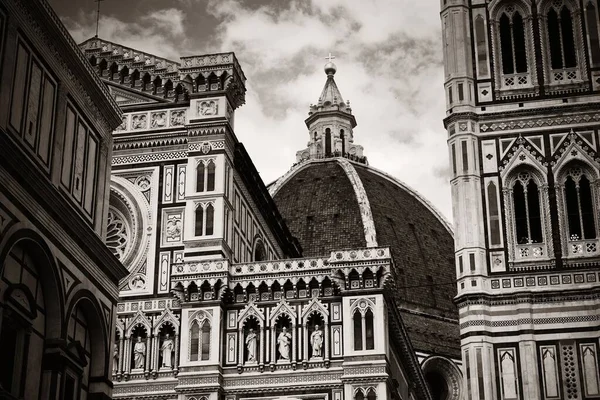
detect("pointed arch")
[119,65,129,84]
[142,72,151,91]
[130,69,140,88]
[195,74,206,91]
[555,160,600,255]
[194,204,204,237]
[206,160,216,191]
[109,62,118,80]
[207,72,219,90]
[152,76,162,95]
[489,0,537,92]
[65,292,109,395]
[205,204,214,236]
[174,83,184,102]
[164,79,173,99]
[585,1,600,66]
[196,162,206,192]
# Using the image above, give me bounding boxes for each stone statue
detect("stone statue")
[245,328,257,362]
[161,334,175,368]
[113,342,119,373]
[310,325,323,358]
[151,112,166,128]
[133,336,146,369]
[277,327,292,360]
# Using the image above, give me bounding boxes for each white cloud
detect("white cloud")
[64,9,188,60]
[206,0,452,219]
[59,0,452,221]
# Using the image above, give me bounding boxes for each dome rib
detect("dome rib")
[269,158,378,248]
[336,158,378,247]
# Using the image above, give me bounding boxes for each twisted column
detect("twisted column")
[259,326,265,366]
[324,323,330,361]
[145,334,152,373]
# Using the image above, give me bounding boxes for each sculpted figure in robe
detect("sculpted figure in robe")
[246,328,257,362]
[277,326,292,360]
[311,325,323,358]
[161,334,175,368]
[113,343,119,373]
[133,336,146,369]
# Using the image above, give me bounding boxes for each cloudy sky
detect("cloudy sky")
[49,0,453,221]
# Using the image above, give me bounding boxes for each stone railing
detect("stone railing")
[567,238,599,258]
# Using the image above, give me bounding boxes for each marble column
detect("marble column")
[303,324,309,361]
[124,336,132,374]
[270,326,276,364]
[297,323,302,361]
[361,315,366,350]
[118,335,125,375]
[291,324,296,363]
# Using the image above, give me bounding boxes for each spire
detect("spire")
[309,54,354,117]
[295,56,365,165]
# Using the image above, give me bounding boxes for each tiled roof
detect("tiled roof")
[273,159,460,358]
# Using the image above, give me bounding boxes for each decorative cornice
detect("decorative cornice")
[20,0,121,130]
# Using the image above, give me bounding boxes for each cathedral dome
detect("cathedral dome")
[270,158,460,358]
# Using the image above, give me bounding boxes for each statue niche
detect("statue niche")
[158,324,176,370]
[130,326,148,371]
[308,313,325,360]
[275,315,292,362]
[244,318,260,364]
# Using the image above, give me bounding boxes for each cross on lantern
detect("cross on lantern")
[325,53,336,63]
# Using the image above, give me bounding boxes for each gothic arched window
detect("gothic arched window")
[190,320,211,361]
[353,311,363,351]
[353,305,375,351]
[201,321,211,360]
[499,9,528,74]
[325,128,332,156]
[355,390,365,400]
[365,309,374,350]
[504,167,550,262]
[513,172,543,244]
[207,161,215,191]
[585,2,600,66]
[190,321,200,361]
[197,160,216,192]
[253,239,267,262]
[196,163,205,192]
[195,206,204,236]
[340,129,346,155]
[547,3,577,69]
[205,204,214,236]
[563,167,597,240]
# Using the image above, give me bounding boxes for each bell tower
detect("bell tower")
[442,0,600,398]
[296,56,365,163]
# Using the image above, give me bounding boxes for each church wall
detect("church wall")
[0,1,127,399]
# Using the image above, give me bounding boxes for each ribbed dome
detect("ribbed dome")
[270,158,460,358]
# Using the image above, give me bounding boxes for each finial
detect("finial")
[94,0,105,38]
[324,52,337,76]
